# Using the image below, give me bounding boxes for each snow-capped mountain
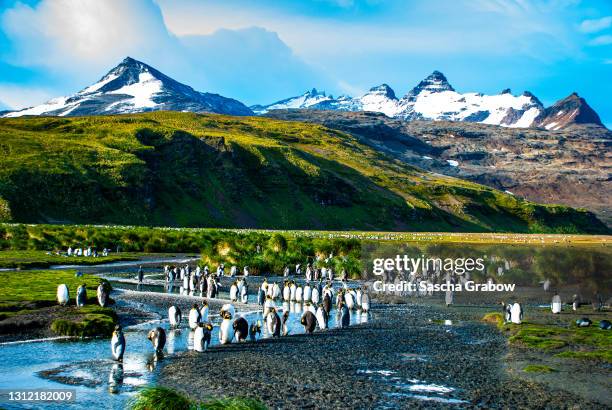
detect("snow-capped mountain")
[250,88,332,114]
[3,57,252,117]
[254,71,555,128]
[533,92,604,130]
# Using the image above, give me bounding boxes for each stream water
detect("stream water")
[0,259,368,409]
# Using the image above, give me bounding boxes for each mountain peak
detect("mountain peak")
[366,83,397,100]
[534,93,604,130]
[403,70,454,100]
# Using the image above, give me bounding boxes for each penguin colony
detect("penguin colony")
[53,264,372,361]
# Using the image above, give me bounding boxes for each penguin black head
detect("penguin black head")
[192,303,199,309]
[202,300,208,307]
[223,311,232,320]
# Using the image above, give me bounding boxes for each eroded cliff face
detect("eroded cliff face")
[266,110,611,227]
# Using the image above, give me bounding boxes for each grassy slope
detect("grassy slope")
[0,270,116,337]
[0,250,140,269]
[0,112,607,233]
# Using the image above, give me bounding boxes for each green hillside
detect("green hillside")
[0,112,607,233]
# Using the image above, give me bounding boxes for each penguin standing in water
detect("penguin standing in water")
[290,281,297,301]
[311,286,320,305]
[266,308,282,337]
[147,327,166,354]
[168,305,182,328]
[194,323,212,352]
[220,303,236,319]
[206,275,217,299]
[137,266,144,284]
[233,317,249,342]
[200,301,209,323]
[97,283,109,307]
[199,276,207,296]
[303,284,312,303]
[76,284,87,307]
[316,304,328,330]
[295,285,303,303]
[283,281,291,302]
[281,310,290,336]
[188,304,202,330]
[323,293,332,316]
[551,293,562,314]
[340,302,350,328]
[263,296,275,317]
[345,290,355,310]
[272,282,281,300]
[57,284,69,306]
[111,325,126,361]
[360,290,370,314]
[241,282,249,304]
[249,320,262,341]
[219,311,235,345]
[301,310,317,334]
[257,287,266,307]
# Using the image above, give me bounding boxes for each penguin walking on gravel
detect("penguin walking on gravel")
[340,302,350,328]
[76,284,87,307]
[316,304,328,330]
[249,320,262,341]
[281,310,290,336]
[233,317,249,342]
[194,323,212,352]
[57,284,69,306]
[111,325,126,362]
[219,311,235,345]
[266,308,282,337]
[97,283,109,307]
[147,327,166,354]
[188,304,202,330]
[301,310,317,334]
[168,305,182,328]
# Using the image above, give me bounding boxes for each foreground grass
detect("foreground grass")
[0,269,116,337]
[128,387,266,410]
[0,250,141,269]
[482,312,612,364]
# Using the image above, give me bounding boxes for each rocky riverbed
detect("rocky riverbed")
[158,303,609,409]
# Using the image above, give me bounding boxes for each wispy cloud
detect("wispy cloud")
[589,34,612,46]
[0,84,53,109]
[579,16,612,33]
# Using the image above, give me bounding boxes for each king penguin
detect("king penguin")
[57,284,69,306]
[510,302,523,324]
[360,290,370,314]
[188,304,201,330]
[233,316,249,342]
[249,320,262,341]
[147,327,166,353]
[219,311,235,344]
[110,325,126,362]
[282,310,290,336]
[323,293,332,316]
[316,304,328,330]
[200,301,209,323]
[97,283,109,307]
[267,308,282,337]
[551,293,562,314]
[168,305,182,328]
[301,310,317,334]
[76,284,87,307]
[340,302,350,328]
[241,282,249,304]
[194,323,212,352]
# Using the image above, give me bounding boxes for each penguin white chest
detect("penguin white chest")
[57,284,69,305]
[188,309,200,329]
[219,319,234,344]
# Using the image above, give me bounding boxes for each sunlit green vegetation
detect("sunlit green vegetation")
[0,269,116,337]
[0,112,606,233]
[128,386,266,410]
[0,250,140,269]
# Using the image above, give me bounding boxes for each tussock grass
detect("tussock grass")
[128,386,266,410]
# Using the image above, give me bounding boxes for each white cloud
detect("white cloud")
[0,85,54,110]
[1,0,178,74]
[579,16,612,33]
[589,35,612,46]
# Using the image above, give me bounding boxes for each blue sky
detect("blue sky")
[0,0,610,126]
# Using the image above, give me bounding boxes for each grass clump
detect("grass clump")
[523,365,556,373]
[128,386,267,410]
[555,350,612,364]
[0,250,140,269]
[50,305,117,337]
[482,312,504,328]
